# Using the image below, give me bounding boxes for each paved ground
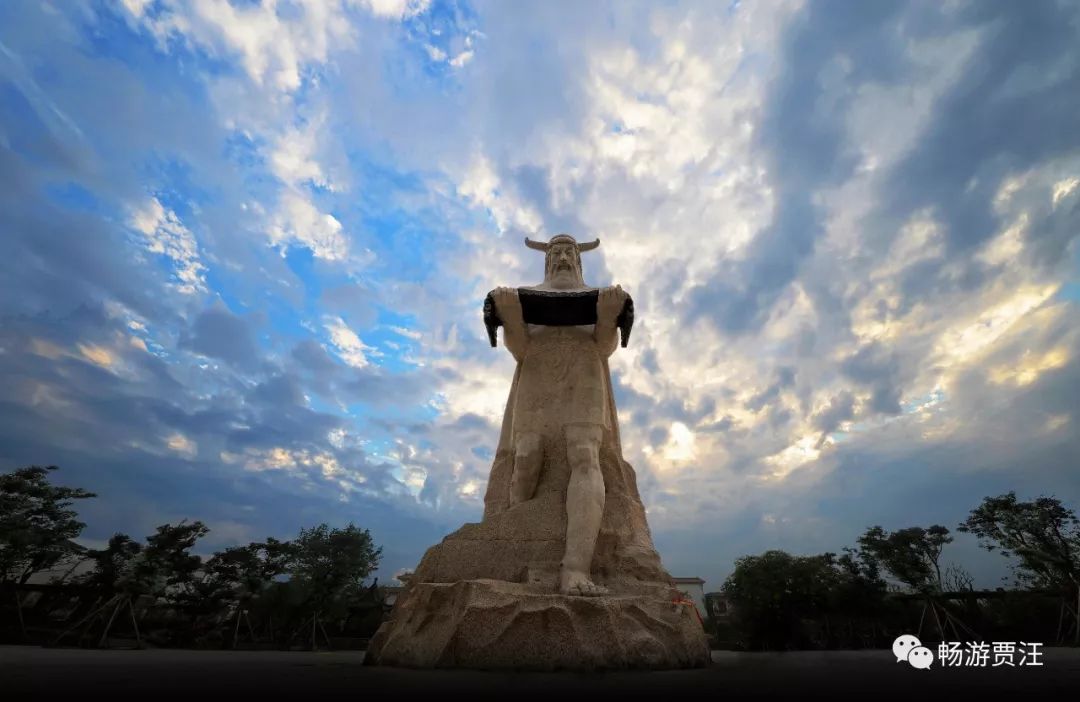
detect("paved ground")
[3,646,1080,697]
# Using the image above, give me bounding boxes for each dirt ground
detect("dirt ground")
[3,646,1079,697]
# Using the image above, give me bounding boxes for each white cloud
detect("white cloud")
[128,197,207,294]
[324,315,373,368]
[124,0,345,92]
[449,50,474,68]
[456,153,543,234]
[121,0,153,18]
[356,0,431,20]
[1052,176,1079,208]
[271,121,336,190]
[391,326,423,340]
[122,0,431,93]
[425,44,447,62]
[269,191,349,260]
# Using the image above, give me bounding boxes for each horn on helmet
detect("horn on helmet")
[524,237,549,252]
[577,239,600,252]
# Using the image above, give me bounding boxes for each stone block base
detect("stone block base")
[365,579,711,671]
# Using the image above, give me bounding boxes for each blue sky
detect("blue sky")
[1,0,1079,591]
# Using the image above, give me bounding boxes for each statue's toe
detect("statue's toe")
[560,569,610,597]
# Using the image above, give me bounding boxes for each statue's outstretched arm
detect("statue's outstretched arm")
[594,285,626,357]
[491,287,529,362]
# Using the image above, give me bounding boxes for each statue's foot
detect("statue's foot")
[559,569,609,597]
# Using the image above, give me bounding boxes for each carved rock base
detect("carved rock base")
[364,579,711,671]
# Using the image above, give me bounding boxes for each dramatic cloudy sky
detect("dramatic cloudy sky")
[2,0,1078,590]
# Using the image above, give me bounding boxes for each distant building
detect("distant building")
[380,585,405,608]
[703,591,731,621]
[672,576,706,616]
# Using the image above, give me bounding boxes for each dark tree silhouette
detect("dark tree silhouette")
[79,533,143,596]
[0,466,95,585]
[959,492,1080,590]
[857,525,952,592]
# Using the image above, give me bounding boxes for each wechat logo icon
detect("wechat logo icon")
[893,634,934,669]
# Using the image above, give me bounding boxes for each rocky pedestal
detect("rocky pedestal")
[366,580,709,670]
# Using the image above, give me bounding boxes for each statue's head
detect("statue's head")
[525,234,599,289]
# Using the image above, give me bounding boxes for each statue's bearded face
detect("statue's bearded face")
[544,243,584,286]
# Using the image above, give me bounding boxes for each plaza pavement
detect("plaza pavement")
[2,645,1079,697]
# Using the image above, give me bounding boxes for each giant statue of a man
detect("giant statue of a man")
[365,233,709,671]
[488,235,628,596]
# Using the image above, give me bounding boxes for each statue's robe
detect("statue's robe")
[402,320,671,594]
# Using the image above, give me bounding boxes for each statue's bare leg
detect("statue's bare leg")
[509,432,542,506]
[560,423,608,597]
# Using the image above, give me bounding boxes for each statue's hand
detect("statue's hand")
[597,285,627,324]
[492,286,523,321]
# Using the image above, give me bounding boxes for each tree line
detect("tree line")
[6,464,1078,652]
[1,465,384,649]
[718,492,1080,650]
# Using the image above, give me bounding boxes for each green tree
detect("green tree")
[722,550,841,649]
[290,523,381,616]
[204,538,294,603]
[856,525,952,592]
[958,492,1080,590]
[0,466,95,585]
[78,533,143,595]
[205,540,293,606]
[127,521,209,602]
[833,546,889,612]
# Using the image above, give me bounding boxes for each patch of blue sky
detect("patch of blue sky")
[140,156,215,217]
[80,1,232,84]
[1055,250,1080,302]
[0,81,67,166]
[351,157,431,212]
[284,68,336,117]
[391,0,481,86]
[404,0,479,51]
[201,267,254,317]
[43,181,103,214]
[361,327,422,374]
[76,3,232,92]
[306,393,345,420]
[1057,282,1080,302]
[223,129,269,175]
[282,246,324,306]
[341,153,434,248]
[829,431,852,444]
[362,212,444,285]
[901,387,945,415]
[247,248,356,354]
[259,293,319,351]
[355,435,405,464]
[345,400,438,433]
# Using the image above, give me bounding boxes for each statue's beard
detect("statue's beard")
[545,260,585,288]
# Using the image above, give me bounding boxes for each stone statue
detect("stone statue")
[365,234,709,671]
[488,235,628,596]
